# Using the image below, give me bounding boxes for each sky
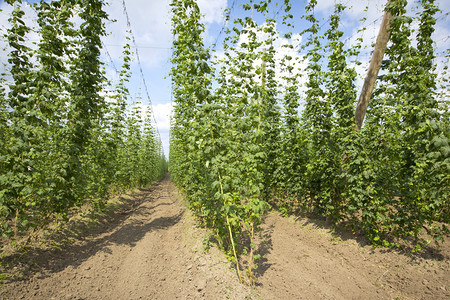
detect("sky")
[0,0,449,157]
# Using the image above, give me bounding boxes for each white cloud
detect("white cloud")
[102,0,227,69]
[314,0,384,21]
[133,102,172,157]
[103,0,172,68]
[152,102,173,132]
[214,22,307,98]
[335,0,450,92]
[151,102,172,158]
[315,0,449,52]
[197,0,227,24]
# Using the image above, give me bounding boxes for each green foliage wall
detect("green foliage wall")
[0,0,167,244]
[169,0,449,271]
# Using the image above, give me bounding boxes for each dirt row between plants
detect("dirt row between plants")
[1,175,448,299]
[255,213,449,299]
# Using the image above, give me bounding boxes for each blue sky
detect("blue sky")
[0,0,449,157]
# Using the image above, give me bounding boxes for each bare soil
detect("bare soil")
[0,175,448,299]
[255,214,449,300]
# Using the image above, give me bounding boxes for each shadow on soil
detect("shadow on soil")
[251,200,448,283]
[1,182,183,283]
[253,224,274,284]
[287,209,448,262]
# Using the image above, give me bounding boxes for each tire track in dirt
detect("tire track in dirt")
[0,176,254,300]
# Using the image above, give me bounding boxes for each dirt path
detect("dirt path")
[0,176,253,299]
[1,176,448,299]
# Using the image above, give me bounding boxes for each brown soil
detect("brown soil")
[1,175,448,299]
[255,214,449,300]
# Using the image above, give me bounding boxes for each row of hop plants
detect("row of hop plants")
[169,0,448,283]
[0,0,167,246]
[293,0,449,251]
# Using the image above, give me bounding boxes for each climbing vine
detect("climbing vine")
[170,0,449,280]
[0,0,167,246]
